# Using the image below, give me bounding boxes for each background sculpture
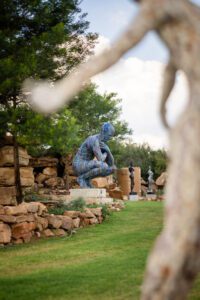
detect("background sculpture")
[129,161,136,195]
[24,0,200,299]
[147,166,154,194]
[73,122,116,188]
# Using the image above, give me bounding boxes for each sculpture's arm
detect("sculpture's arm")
[92,139,107,162]
[100,142,115,166]
[160,59,177,128]
[24,4,163,114]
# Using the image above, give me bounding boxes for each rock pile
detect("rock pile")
[0,146,34,205]
[0,201,112,247]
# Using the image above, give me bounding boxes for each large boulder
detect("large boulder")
[59,216,73,231]
[0,146,30,167]
[0,167,34,186]
[35,216,48,231]
[15,214,35,223]
[0,215,16,223]
[47,215,62,229]
[4,203,28,215]
[11,222,36,239]
[0,186,17,205]
[0,223,11,243]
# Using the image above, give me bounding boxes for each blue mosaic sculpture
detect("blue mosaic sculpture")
[73,122,116,188]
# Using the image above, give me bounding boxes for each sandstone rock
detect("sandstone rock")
[26,202,47,215]
[91,177,108,188]
[23,232,32,243]
[89,217,98,225]
[81,218,90,226]
[0,205,4,214]
[20,168,35,186]
[4,203,28,215]
[44,177,64,188]
[26,202,39,213]
[156,172,167,186]
[52,228,66,236]
[29,157,58,168]
[15,214,35,223]
[109,189,124,200]
[59,216,73,231]
[47,215,62,229]
[0,167,34,186]
[0,215,16,223]
[43,167,57,177]
[11,222,36,239]
[0,146,30,167]
[37,202,47,215]
[42,229,54,237]
[35,216,48,231]
[35,173,49,184]
[63,210,80,218]
[0,223,11,243]
[0,186,17,205]
[87,207,102,217]
[82,208,96,218]
[72,217,80,228]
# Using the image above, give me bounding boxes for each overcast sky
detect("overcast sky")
[80,0,199,149]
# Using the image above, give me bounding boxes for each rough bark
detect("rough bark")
[24,0,200,298]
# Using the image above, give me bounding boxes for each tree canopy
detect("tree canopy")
[0,0,97,105]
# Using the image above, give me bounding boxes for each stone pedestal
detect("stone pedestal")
[69,188,113,205]
[129,194,139,201]
[70,188,106,198]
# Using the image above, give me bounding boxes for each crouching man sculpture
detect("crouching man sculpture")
[72,122,116,188]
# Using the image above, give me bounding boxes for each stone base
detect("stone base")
[84,197,113,205]
[146,194,157,200]
[129,194,139,201]
[69,188,106,198]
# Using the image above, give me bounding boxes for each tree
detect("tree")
[0,0,97,202]
[113,142,167,179]
[68,83,132,140]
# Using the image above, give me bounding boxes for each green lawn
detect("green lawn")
[0,202,199,300]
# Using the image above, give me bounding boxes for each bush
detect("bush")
[48,198,86,215]
[101,204,111,220]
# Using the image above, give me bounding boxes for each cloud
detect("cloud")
[93,35,111,55]
[91,37,189,149]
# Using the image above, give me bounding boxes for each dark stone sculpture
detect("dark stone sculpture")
[72,122,116,188]
[129,161,137,195]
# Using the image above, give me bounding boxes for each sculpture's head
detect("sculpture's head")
[100,122,115,142]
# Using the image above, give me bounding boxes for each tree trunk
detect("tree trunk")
[141,106,200,299]
[13,135,23,204]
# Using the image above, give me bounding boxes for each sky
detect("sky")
[79,0,200,149]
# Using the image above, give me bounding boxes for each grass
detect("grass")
[0,202,199,300]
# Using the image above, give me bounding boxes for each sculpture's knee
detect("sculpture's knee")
[101,165,114,177]
[95,161,108,169]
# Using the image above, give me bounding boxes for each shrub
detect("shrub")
[48,198,86,215]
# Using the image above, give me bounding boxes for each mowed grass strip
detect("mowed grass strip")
[0,202,199,300]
